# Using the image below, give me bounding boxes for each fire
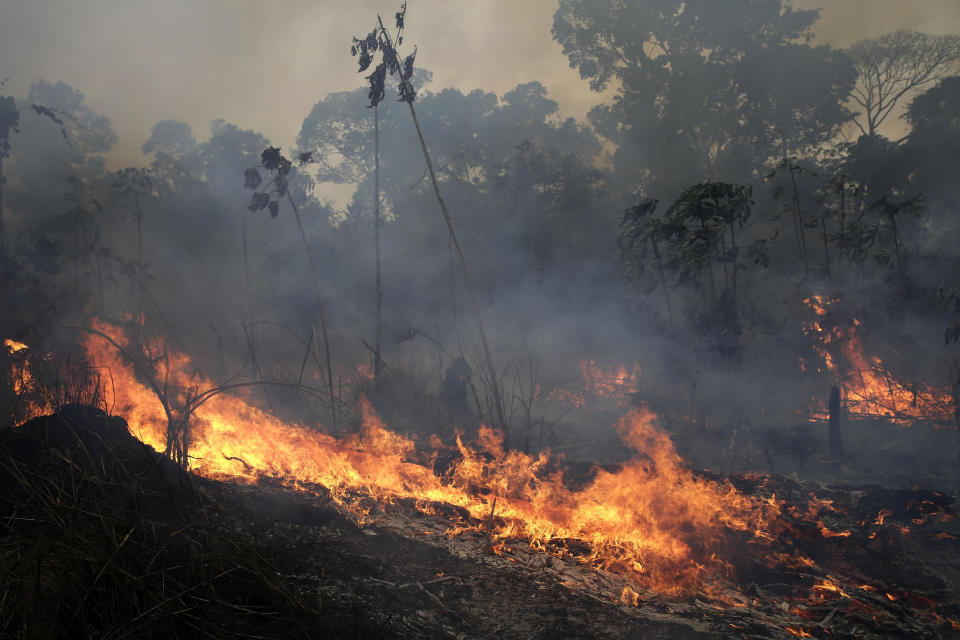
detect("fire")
[802,296,953,425]
[63,320,782,596]
[4,338,53,415]
[619,586,640,606]
[549,359,642,408]
[811,577,850,601]
[581,360,642,400]
[4,338,28,353]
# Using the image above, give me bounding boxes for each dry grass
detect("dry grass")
[0,406,320,639]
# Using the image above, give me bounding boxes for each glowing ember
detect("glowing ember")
[811,577,850,601]
[4,339,28,353]
[802,296,953,425]
[619,586,640,606]
[64,320,784,596]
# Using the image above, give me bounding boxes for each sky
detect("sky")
[2,0,959,168]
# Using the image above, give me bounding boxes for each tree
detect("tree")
[552,0,854,196]
[901,76,960,214]
[620,182,759,361]
[3,81,115,229]
[0,92,20,269]
[847,30,960,139]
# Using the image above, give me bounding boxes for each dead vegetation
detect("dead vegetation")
[0,405,319,639]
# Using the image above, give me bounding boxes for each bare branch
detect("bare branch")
[847,30,960,137]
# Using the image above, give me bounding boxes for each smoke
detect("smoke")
[1,1,958,489]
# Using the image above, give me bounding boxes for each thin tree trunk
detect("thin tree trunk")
[0,154,11,425]
[650,238,673,322]
[373,104,382,389]
[789,165,809,280]
[821,215,831,278]
[0,155,5,273]
[829,385,843,459]
[405,100,508,439]
[374,16,506,439]
[285,192,336,429]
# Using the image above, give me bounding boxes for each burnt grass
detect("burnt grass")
[2,406,959,639]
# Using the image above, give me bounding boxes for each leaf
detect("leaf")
[398,78,416,103]
[403,47,417,78]
[261,147,292,175]
[358,50,373,72]
[367,63,387,107]
[248,192,270,212]
[243,167,262,190]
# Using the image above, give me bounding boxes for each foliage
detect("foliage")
[621,182,758,360]
[848,30,960,137]
[552,0,855,195]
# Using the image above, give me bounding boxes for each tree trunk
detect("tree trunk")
[0,154,12,426]
[373,104,382,389]
[829,385,843,459]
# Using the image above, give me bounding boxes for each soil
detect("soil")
[2,405,959,639]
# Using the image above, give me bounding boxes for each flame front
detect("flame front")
[66,320,781,596]
[803,296,953,425]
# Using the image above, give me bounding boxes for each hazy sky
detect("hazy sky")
[2,0,959,167]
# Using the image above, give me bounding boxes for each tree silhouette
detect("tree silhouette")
[848,30,960,138]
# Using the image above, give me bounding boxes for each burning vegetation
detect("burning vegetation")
[2,1,960,638]
[803,295,954,427]
[4,319,960,638]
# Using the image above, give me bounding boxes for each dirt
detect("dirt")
[3,406,960,639]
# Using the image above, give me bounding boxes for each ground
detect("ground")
[2,405,959,639]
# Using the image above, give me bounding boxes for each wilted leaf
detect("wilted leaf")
[261,147,292,175]
[248,192,270,212]
[358,50,373,72]
[243,167,262,190]
[403,47,417,78]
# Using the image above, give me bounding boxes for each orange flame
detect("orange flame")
[803,296,953,425]
[4,338,28,353]
[71,320,782,596]
[549,360,642,408]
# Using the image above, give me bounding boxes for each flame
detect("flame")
[548,359,642,408]
[802,296,953,425]
[68,319,782,596]
[4,339,54,415]
[619,586,640,606]
[581,360,642,400]
[4,338,28,353]
[811,577,850,601]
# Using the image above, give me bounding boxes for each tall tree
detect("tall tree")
[847,30,960,139]
[552,0,853,196]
